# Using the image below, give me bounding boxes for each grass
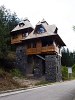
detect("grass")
[35,81,51,86]
[0,68,27,91]
[10,68,23,77]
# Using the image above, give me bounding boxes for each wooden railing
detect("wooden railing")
[26,48,37,54]
[11,38,22,44]
[26,45,59,55]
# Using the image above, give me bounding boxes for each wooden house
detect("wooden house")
[11,18,34,44]
[11,18,66,82]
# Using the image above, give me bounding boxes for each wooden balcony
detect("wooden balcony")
[26,45,59,55]
[11,39,22,44]
[11,34,22,44]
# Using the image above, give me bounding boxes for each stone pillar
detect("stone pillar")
[33,56,43,78]
[16,45,28,75]
[45,55,62,82]
[56,55,62,81]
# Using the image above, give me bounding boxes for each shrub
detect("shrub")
[61,66,68,80]
[10,68,22,77]
[72,64,75,77]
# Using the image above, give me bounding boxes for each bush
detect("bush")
[72,64,75,77]
[10,69,22,77]
[61,66,68,80]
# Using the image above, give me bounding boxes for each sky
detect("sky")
[0,0,75,51]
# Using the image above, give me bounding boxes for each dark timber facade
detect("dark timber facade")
[11,18,66,82]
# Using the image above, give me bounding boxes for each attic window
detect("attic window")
[19,23,25,27]
[36,26,46,34]
[22,33,28,37]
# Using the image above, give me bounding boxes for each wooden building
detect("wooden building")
[11,18,66,82]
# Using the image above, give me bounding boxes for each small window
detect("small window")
[22,33,28,37]
[35,25,46,34]
[22,33,25,37]
[26,33,28,36]
[42,40,53,47]
[37,27,46,33]
[19,22,25,27]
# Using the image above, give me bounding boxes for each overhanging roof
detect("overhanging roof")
[11,18,34,33]
[21,19,66,46]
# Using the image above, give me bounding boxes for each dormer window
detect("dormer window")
[19,22,25,27]
[35,25,46,34]
[37,27,45,33]
[22,33,28,37]
[26,33,28,36]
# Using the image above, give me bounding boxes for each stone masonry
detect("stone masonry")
[16,45,28,75]
[45,55,62,82]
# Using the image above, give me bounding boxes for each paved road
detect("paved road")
[0,80,75,100]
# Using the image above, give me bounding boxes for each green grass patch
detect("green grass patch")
[10,68,23,77]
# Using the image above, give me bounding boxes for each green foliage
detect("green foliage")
[10,69,22,77]
[0,5,19,59]
[72,64,75,77]
[62,66,68,80]
[0,68,4,76]
[61,48,74,67]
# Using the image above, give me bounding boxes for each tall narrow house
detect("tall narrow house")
[11,18,66,82]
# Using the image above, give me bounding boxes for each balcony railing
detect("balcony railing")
[26,45,59,55]
[11,39,22,44]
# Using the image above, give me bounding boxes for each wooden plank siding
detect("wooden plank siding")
[26,45,59,55]
[11,34,22,44]
[36,40,42,54]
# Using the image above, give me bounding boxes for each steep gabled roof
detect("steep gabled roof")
[22,19,57,40]
[11,18,34,33]
[21,19,66,46]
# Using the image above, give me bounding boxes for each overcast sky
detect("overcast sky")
[0,0,75,51]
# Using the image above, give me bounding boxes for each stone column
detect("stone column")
[16,45,28,75]
[56,55,62,81]
[45,55,62,82]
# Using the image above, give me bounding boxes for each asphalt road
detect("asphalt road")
[0,80,75,100]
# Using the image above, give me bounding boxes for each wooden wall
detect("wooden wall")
[11,33,22,44]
